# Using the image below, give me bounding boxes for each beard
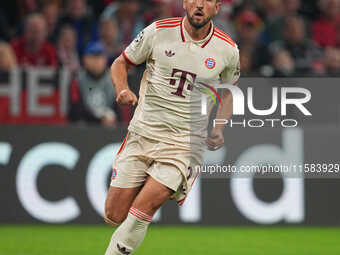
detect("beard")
[186,11,212,29]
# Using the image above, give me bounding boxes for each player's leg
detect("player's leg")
[104,186,141,226]
[104,131,150,226]
[104,175,176,255]
[131,175,173,215]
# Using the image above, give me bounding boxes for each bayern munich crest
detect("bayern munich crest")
[205,58,216,69]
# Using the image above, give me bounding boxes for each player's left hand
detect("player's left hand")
[206,128,224,151]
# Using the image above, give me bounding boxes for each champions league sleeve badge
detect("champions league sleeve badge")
[134,30,144,44]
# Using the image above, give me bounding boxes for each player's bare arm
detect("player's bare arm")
[206,88,233,150]
[110,54,138,106]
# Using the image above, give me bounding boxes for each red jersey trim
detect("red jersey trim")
[214,28,236,47]
[122,51,137,66]
[156,19,182,26]
[214,28,234,40]
[214,27,233,39]
[156,17,182,24]
[201,24,214,48]
[180,19,214,47]
[156,21,181,27]
[156,17,183,30]
[116,135,127,156]
[156,24,181,29]
[213,33,235,47]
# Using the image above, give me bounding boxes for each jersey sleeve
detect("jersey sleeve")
[220,46,240,85]
[123,22,156,66]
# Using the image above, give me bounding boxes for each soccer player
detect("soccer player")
[104,0,240,254]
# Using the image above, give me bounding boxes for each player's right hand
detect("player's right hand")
[116,89,138,106]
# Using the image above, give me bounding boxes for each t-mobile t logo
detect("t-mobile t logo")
[169,68,197,98]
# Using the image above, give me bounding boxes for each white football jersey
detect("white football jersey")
[123,17,240,148]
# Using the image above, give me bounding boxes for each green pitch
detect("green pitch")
[1,225,340,255]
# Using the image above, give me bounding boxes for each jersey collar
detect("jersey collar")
[180,16,214,48]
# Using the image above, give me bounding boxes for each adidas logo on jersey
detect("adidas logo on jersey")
[165,50,175,57]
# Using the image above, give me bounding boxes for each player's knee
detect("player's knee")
[104,210,126,226]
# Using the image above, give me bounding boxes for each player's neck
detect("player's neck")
[183,16,212,41]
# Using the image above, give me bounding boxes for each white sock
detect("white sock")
[105,207,152,255]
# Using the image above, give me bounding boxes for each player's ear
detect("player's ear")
[215,0,222,14]
[183,0,187,10]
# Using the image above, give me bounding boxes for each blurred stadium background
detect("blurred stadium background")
[1,0,340,254]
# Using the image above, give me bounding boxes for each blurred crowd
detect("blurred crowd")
[0,0,339,126]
